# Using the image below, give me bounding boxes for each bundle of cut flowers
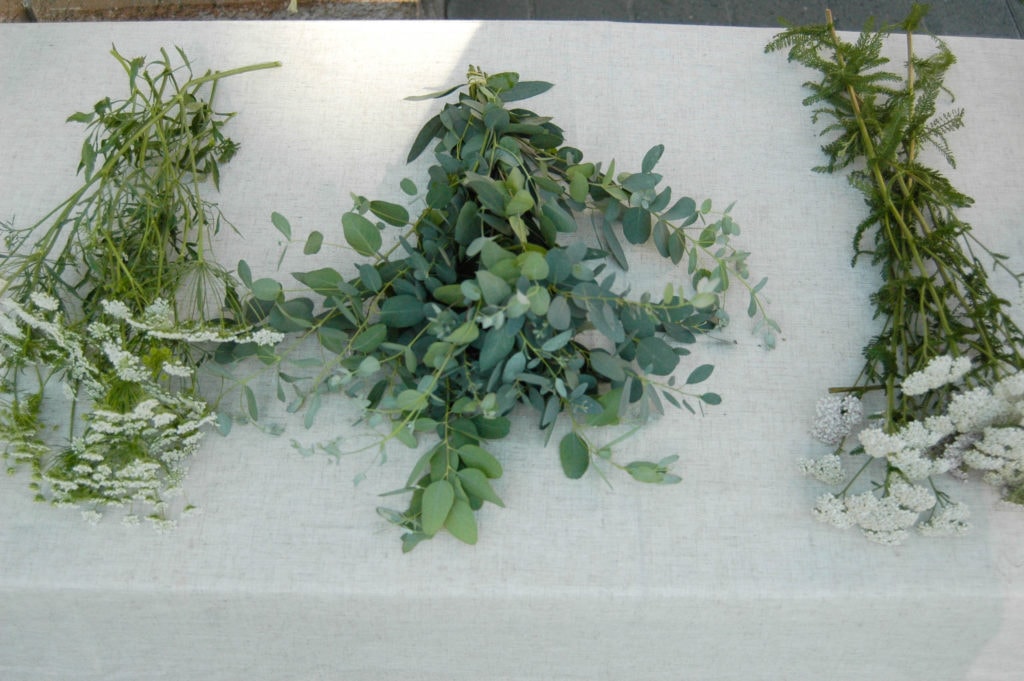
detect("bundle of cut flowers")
[0,48,279,527]
[768,4,1024,544]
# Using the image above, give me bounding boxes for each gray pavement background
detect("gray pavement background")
[425,1,1024,39]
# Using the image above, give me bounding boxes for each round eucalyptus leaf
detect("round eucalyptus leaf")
[251,278,282,302]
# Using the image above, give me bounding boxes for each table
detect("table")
[1,20,1023,681]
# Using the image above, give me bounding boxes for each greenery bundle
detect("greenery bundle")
[236,67,776,550]
[0,48,280,526]
[767,5,1024,543]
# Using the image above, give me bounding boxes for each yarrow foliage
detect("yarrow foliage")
[768,5,1024,543]
[234,66,777,550]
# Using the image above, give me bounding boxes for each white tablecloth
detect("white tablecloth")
[1,20,1023,681]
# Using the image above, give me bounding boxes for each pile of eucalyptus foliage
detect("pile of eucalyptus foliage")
[230,67,776,550]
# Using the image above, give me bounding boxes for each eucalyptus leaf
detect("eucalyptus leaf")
[636,336,679,376]
[342,212,382,256]
[271,211,292,239]
[303,230,324,255]
[499,80,554,102]
[421,479,455,536]
[444,499,478,544]
[559,432,590,479]
[370,200,410,227]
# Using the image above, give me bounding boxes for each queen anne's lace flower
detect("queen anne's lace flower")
[247,328,285,347]
[29,292,60,312]
[101,299,132,320]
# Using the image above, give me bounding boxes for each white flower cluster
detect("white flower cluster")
[0,295,232,526]
[43,391,214,514]
[798,453,845,485]
[101,298,283,348]
[806,356,1024,544]
[813,480,941,545]
[811,394,864,445]
[901,355,972,396]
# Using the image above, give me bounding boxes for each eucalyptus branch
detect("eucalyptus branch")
[249,66,774,549]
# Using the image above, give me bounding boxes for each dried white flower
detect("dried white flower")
[947,388,1014,433]
[798,454,846,485]
[994,372,1024,401]
[888,447,952,480]
[862,529,909,545]
[845,492,920,533]
[812,493,856,529]
[811,394,864,445]
[858,428,903,458]
[901,355,972,396]
[888,481,936,513]
[918,502,970,537]
[974,427,1024,462]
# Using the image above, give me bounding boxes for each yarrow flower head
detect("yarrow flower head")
[798,454,846,485]
[811,394,863,445]
[901,355,972,397]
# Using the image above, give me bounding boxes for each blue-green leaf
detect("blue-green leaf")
[457,468,504,507]
[641,144,665,174]
[663,196,697,221]
[499,80,553,102]
[686,364,714,384]
[458,444,503,478]
[444,498,478,544]
[271,212,292,240]
[342,212,382,256]
[251,278,282,302]
[559,432,590,479]
[380,295,425,328]
[636,336,679,376]
[303,230,323,255]
[421,479,455,536]
[369,200,410,227]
